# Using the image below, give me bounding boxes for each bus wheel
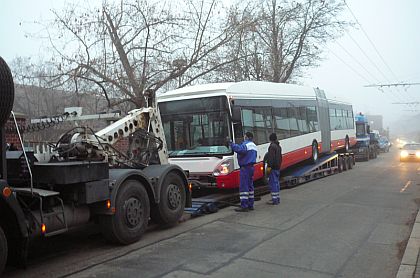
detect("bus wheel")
[151,173,186,227]
[0,226,7,274]
[100,180,150,245]
[311,142,319,164]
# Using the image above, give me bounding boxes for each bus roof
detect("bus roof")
[157,81,351,105]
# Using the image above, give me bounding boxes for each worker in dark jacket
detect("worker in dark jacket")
[229,132,257,212]
[264,133,282,205]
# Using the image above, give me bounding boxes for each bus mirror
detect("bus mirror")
[231,106,241,123]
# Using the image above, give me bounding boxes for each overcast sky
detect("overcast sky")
[1,0,419,132]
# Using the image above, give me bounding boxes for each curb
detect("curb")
[396,210,420,278]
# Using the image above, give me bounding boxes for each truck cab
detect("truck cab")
[351,113,377,161]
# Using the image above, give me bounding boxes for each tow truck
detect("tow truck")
[351,113,377,161]
[0,57,191,274]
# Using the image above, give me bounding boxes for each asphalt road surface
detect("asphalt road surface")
[4,149,420,278]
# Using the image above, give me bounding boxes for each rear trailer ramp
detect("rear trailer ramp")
[185,152,355,216]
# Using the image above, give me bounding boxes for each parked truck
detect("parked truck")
[351,113,378,161]
[0,57,191,274]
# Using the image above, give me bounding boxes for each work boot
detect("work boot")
[235,207,249,212]
[248,207,254,211]
[266,200,279,205]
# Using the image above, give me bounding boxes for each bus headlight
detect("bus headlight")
[213,158,234,176]
[400,150,409,158]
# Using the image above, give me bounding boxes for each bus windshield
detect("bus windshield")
[159,96,231,157]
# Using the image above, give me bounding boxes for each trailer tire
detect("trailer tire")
[348,156,353,169]
[0,57,15,127]
[338,157,343,173]
[100,180,150,245]
[311,141,319,164]
[0,226,7,274]
[342,156,348,171]
[150,173,186,227]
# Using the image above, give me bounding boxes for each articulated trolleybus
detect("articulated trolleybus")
[157,81,356,189]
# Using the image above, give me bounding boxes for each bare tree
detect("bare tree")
[41,0,242,108]
[220,0,347,83]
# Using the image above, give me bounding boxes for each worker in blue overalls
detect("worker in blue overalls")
[229,132,257,212]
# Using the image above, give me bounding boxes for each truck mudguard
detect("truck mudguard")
[141,164,190,205]
[108,168,156,210]
[0,181,28,238]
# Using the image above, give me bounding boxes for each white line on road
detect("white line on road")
[401,181,412,192]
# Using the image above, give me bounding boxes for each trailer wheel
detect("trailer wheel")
[365,149,370,161]
[0,226,7,274]
[342,156,348,171]
[0,57,15,127]
[338,157,343,173]
[311,141,319,164]
[100,180,150,245]
[348,156,353,169]
[151,173,186,227]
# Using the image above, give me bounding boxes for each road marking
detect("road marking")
[401,181,412,192]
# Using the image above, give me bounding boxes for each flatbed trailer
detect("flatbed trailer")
[186,152,355,216]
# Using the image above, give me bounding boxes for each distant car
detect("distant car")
[400,143,420,162]
[378,137,390,152]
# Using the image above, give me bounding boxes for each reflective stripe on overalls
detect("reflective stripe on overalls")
[268,169,280,204]
[239,164,254,208]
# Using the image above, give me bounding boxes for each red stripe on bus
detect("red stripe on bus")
[215,146,313,189]
[215,136,355,189]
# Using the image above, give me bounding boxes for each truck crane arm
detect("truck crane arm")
[54,107,169,167]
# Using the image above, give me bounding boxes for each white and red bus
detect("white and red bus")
[157,81,356,189]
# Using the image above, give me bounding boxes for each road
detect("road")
[4,149,420,278]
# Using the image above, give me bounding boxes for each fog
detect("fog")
[1,0,419,138]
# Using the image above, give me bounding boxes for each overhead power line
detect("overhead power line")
[325,45,371,84]
[364,82,420,88]
[391,102,420,105]
[344,0,400,81]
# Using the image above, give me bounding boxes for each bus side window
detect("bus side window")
[254,108,269,144]
[273,107,290,139]
[329,108,336,130]
[298,106,309,134]
[307,106,318,132]
[288,106,300,137]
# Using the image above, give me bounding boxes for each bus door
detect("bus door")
[315,88,331,153]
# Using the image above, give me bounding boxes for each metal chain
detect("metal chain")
[5,112,71,133]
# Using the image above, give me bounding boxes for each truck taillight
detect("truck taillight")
[213,158,234,176]
[41,224,46,234]
[2,187,11,198]
[106,200,111,209]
